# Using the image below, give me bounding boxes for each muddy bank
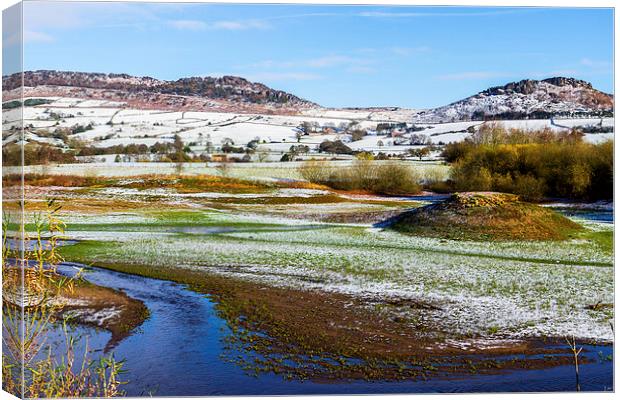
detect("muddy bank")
[1,264,151,350]
[60,267,150,349]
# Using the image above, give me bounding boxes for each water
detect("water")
[53,262,613,396]
[553,208,613,224]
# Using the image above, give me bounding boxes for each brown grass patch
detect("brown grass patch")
[390,192,582,241]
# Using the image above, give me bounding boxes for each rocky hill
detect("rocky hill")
[3,70,318,114]
[414,77,613,123]
[3,72,613,120]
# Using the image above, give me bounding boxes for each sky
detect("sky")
[3,1,614,108]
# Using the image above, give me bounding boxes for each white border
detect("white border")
[0,1,616,400]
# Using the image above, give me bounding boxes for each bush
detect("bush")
[299,160,421,195]
[318,140,353,155]
[445,124,613,200]
[2,143,77,166]
[512,174,546,201]
[371,163,421,195]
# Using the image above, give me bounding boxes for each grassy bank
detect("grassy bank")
[390,192,583,241]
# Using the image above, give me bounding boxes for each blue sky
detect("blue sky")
[7,2,615,108]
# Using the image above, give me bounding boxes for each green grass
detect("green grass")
[56,204,612,344]
[577,229,613,254]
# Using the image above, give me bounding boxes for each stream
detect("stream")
[52,262,613,396]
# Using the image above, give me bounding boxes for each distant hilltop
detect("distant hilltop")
[3,70,318,115]
[3,71,613,121]
[414,77,613,123]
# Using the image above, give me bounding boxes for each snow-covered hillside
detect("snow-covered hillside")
[414,77,613,123]
[3,96,613,160]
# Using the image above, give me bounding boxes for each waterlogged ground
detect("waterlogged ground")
[49,262,612,396]
[15,173,614,392]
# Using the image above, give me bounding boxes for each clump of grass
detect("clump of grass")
[390,192,583,241]
[299,160,421,196]
[12,173,107,187]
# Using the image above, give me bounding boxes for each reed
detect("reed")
[2,199,125,398]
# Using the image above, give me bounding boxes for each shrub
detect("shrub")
[371,163,421,195]
[421,165,447,185]
[444,124,613,200]
[513,174,546,201]
[318,140,353,155]
[3,143,77,166]
[299,160,421,195]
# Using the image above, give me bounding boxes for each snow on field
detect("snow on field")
[499,118,612,131]
[73,99,125,108]
[584,133,614,144]
[113,110,183,124]
[416,121,478,135]
[2,108,21,124]
[9,99,614,152]
[302,109,372,120]
[90,137,167,147]
[47,97,87,107]
[25,120,60,128]
[61,204,613,342]
[20,160,449,182]
[2,131,65,147]
[68,107,119,117]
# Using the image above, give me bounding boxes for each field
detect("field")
[3,98,614,163]
[2,98,615,394]
[16,170,613,347]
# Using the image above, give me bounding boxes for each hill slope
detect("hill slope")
[3,70,318,114]
[414,77,613,123]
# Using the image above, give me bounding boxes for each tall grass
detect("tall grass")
[2,200,125,398]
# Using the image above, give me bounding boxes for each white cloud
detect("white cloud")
[529,69,580,78]
[24,30,54,43]
[211,20,270,30]
[305,55,364,68]
[168,19,270,31]
[168,20,208,31]
[580,58,611,69]
[354,48,378,54]
[346,66,375,74]
[357,10,523,18]
[244,54,373,70]
[4,30,55,47]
